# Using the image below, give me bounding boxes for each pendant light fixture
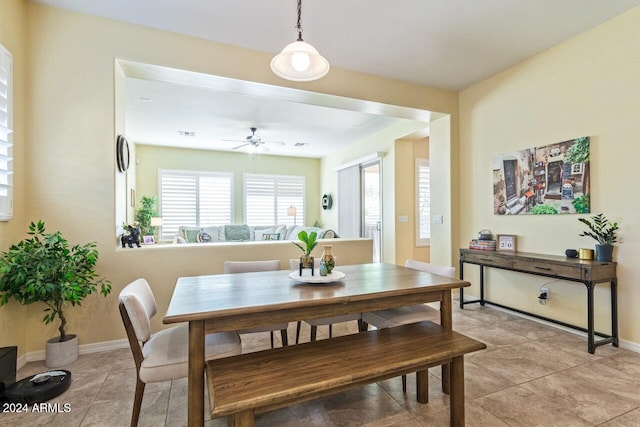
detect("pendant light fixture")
[271,0,330,82]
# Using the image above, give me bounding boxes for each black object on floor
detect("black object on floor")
[2,370,71,404]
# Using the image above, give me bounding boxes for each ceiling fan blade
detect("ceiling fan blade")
[232,143,249,150]
[222,138,245,143]
[265,141,286,146]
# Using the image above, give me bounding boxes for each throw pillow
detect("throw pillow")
[196,232,212,243]
[262,233,280,241]
[182,228,202,243]
[224,224,251,241]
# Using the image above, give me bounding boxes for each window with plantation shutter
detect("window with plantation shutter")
[244,173,304,226]
[159,170,233,240]
[0,45,13,221]
[416,158,430,246]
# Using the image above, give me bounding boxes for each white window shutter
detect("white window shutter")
[244,173,304,226]
[159,170,233,240]
[0,45,13,221]
[416,158,431,246]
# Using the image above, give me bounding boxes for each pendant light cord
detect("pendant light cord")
[296,0,304,41]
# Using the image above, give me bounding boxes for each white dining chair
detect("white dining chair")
[223,260,290,348]
[289,258,363,343]
[361,259,456,393]
[119,278,241,427]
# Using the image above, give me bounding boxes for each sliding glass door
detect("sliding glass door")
[361,160,382,263]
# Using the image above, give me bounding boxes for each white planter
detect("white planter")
[45,334,78,368]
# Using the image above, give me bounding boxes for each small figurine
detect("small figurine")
[121,224,141,248]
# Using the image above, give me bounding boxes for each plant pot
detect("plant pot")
[45,334,78,368]
[595,244,614,262]
[300,255,314,268]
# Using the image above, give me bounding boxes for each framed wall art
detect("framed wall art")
[492,136,590,215]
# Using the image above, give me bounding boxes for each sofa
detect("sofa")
[173,224,338,244]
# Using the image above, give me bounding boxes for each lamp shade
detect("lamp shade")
[150,217,164,227]
[271,41,330,82]
[287,206,297,216]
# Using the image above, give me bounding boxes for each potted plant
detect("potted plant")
[578,213,619,262]
[292,230,318,269]
[0,221,112,367]
[135,195,158,237]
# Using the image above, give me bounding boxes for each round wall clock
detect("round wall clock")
[321,194,333,210]
[116,135,130,173]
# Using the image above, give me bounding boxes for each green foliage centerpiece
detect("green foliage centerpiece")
[292,230,318,274]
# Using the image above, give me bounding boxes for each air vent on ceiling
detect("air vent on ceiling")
[178,131,195,137]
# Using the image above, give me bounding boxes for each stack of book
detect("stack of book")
[469,239,496,251]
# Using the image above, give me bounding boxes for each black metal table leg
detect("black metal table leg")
[586,281,595,354]
[479,265,485,306]
[611,279,619,347]
[459,258,465,309]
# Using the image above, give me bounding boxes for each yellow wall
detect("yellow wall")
[0,0,27,355]
[394,137,431,265]
[135,144,322,227]
[394,139,414,264]
[459,6,640,344]
[0,3,458,357]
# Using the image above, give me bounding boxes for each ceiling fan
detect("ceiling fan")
[223,127,285,152]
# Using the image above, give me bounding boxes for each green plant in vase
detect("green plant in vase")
[0,221,112,366]
[578,213,619,262]
[292,230,318,269]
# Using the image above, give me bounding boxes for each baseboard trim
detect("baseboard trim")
[18,338,130,370]
[460,294,639,353]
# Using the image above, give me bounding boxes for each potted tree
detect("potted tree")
[135,195,158,237]
[0,221,112,367]
[292,230,318,270]
[578,213,619,262]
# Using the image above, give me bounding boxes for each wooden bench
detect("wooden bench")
[206,321,486,427]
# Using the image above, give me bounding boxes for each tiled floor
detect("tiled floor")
[2,302,639,426]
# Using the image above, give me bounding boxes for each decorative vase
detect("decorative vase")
[319,261,328,276]
[595,244,614,262]
[321,245,335,273]
[45,334,78,368]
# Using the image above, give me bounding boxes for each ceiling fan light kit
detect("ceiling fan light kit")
[271,0,330,82]
[225,127,285,154]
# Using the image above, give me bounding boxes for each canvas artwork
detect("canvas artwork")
[492,137,590,215]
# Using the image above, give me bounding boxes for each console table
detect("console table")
[459,248,618,354]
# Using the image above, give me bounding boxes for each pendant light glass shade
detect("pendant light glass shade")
[271,0,329,82]
[271,40,330,82]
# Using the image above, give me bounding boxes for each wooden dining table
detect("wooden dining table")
[163,262,471,426]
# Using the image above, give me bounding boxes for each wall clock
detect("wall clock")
[116,135,130,173]
[321,194,333,210]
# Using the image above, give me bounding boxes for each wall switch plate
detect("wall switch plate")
[398,215,409,223]
[432,214,443,224]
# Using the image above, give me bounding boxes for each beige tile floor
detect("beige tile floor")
[2,302,639,426]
